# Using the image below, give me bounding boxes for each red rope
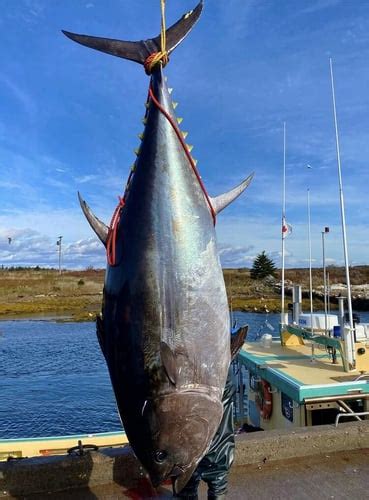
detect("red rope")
[106,78,216,266]
[148,85,216,225]
[106,196,125,266]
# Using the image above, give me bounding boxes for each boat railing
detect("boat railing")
[335,411,369,427]
[286,324,348,370]
[232,359,251,424]
[354,374,369,382]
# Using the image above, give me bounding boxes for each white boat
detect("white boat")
[0,431,128,461]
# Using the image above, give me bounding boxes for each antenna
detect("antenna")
[330,57,355,368]
[307,189,313,332]
[281,122,287,331]
[321,227,329,334]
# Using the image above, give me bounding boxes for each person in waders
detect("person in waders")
[173,326,247,500]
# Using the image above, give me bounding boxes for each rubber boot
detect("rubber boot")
[199,369,235,499]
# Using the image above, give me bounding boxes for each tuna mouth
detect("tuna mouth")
[150,465,186,490]
[149,465,183,488]
[170,465,184,477]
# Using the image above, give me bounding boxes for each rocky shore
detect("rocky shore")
[224,265,369,313]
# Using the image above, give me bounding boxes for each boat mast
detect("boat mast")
[329,58,355,369]
[281,122,287,330]
[230,276,234,329]
[322,227,329,335]
[307,188,314,335]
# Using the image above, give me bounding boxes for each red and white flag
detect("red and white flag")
[282,218,292,239]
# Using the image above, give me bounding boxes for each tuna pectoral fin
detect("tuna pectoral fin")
[231,325,248,360]
[173,464,198,495]
[78,192,108,246]
[210,172,254,215]
[160,342,178,385]
[62,1,203,64]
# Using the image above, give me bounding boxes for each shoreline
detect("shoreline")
[0,313,77,322]
[1,268,369,322]
[1,306,369,323]
[0,311,96,322]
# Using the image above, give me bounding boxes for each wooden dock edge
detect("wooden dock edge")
[1,421,369,497]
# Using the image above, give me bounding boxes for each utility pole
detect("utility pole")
[56,236,63,275]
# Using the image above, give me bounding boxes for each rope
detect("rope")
[148,85,216,225]
[144,0,169,74]
[106,196,125,266]
[106,86,216,266]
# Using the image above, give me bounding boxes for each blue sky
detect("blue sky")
[1,0,369,269]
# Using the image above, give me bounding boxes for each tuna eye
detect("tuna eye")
[154,450,168,463]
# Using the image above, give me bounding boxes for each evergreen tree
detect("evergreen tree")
[250,251,277,279]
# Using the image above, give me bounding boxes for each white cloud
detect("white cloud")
[218,244,255,268]
[0,228,104,269]
[74,174,100,184]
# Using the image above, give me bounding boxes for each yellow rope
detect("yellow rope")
[144,0,169,74]
[160,0,168,65]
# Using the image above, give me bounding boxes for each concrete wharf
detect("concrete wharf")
[1,422,369,499]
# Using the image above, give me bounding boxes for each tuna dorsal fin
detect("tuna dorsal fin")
[78,192,108,246]
[231,325,248,360]
[210,173,254,215]
[160,341,178,385]
[62,1,203,65]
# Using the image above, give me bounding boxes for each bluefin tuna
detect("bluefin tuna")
[63,1,253,492]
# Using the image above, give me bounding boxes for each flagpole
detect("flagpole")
[329,58,355,369]
[281,122,286,331]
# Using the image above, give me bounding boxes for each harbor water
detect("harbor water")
[1,311,368,439]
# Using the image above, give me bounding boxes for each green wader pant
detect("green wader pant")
[174,367,236,499]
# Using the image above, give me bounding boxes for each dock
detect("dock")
[1,421,369,498]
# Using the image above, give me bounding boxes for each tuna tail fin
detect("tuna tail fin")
[78,192,109,246]
[210,172,254,215]
[62,1,203,65]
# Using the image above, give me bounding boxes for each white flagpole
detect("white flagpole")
[281,122,286,331]
[330,57,355,369]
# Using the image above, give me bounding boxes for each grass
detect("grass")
[0,265,368,320]
[0,268,104,321]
